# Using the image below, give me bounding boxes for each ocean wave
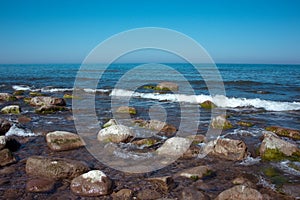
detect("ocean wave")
[41,87,74,93]
[111,89,300,111]
[5,124,36,137]
[12,85,31,91]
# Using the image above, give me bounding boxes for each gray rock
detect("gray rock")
[181,187,207,200]
[70,170,112,197]
[30,96,66,107]
[282,183,300,199]
[103,119,117,128]
[1,105,21,114]
[146,176,174,192]
[157,82,179,91]
[97,125,134,143]
[211,115,233,130]
[0,118,12,135]
[0,148,16,167]
[26,156,89,180]
[202,138,248,161]
[116,106,136,114]
[46,131,85,151]
[215,185,263,200]
[0,93,15,101]
[112,189,133,200]
[177,165,212,180]
[0,136,6,150]
[137,189,162,200]
[156,137,191,157]
[35,105,67,114]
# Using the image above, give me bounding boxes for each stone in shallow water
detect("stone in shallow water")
[116,106,136,115]
[26,178,55,193]
[70,170,112,197]
[265,126,300,140]
[200,100,217,109]
[0,136,6,150]
[46,131,85,151]
[30,96,66,106]
[0,93,16,101]
[0,118,12,135]
[202,138,248,161]
[146,176,174,192]
[137,189,162,200]
[156,137,191,157]
[177,165,212,180]
[156,82,179,91]
[111,189,133,200]
[0,148,16,167]
[1,105,21,114]
[103,119,117,128]
[215,185,263,200]
[211,115,233,130]
[26,156,89,180]
[181,187,207,200]
[97,125,134,143]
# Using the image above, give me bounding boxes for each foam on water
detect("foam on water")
[6,124,36,137]
[111,89,300,111]
[41,87,74,93]
[12,85,31,91]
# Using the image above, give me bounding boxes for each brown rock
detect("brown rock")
[112,189,133,200]
[17,116,31,124]
[132,138,158,147]
[232,177,254,187]
[157,82,179,91]
[26,156,89,180]
[137,189,162,200]
[70,170,112,197]
[282,183,300,199]
[266,126,300,140]
[203,138,248,161]
[215,185,263,200]
[146,176,174,192]
[0,93,15,101]
[26,178,55,193]
[0,148,16,167]
[0,118,11,135]
[181,187,207,200]
[30,96,66,107]
[46,131,85,151]
[35,105,67,114]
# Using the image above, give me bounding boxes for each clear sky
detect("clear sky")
[0,0,300,64]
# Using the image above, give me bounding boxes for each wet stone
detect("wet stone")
[146,176,175,192]
[0,135,6,150]
[181,187,207,200]
[111,189,133,200]
[0,148,16,167]
[0,118,12,135]
[26,178,55,193]
[137,189,162,200]
[215,185,263,200]
[46,131,85,151]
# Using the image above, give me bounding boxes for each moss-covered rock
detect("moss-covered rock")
[156,82,179,91]
[115,106,136,115]
[265,126,300,140]
[46,131,85,151]
[237,121,254,127]
[200,100,217,109]
[132,138,158,147]
[263,166,288,188]
[211,115,233,130]
[13,90,24,96]
[23,97,32,104]
[35,105,67,114]
[1,105,21,114]
[0,93,17,101]
[29,92,43,97]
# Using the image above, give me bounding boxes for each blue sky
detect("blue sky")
[0,0,299,64]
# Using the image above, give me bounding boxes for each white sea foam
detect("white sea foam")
[41,88,74,93]
[12,85,31,91]
[5,124,36,137]
[110,89,300,111]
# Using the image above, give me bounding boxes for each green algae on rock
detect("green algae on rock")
[265,126,300,140]
[211,115,233,130]
[1,105,21,114]
[200,100,217,109]
[237,121,254,127]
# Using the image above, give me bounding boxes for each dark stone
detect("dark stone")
[26,178,55,193]
[0,118,12,135]
[0,148,16,167]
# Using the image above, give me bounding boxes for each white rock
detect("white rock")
[156,137,191,156]
[97,125,134,143]
[82,170,107,183]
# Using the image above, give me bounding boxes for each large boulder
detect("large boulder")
[116,106,136,115]
[156,137,191,157]
[0,148,16,167]
[0,136,6,150]
[1,105,21,114]
[266,126,300,140]
[215,185,263,200]
[0,118,12,135]
[26,156,89,180]
[30,96,66,107]
[46,131,85,151]
[156,82,179,91]
[0,93,16,101]
[259,131,300,161]
[97,125,134,143]
[202,138,248,161]
[70,170,112,197]
[211,115,233,130]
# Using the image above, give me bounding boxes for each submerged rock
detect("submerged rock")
[103,119,117,128]
[265,126,300,140]
[116,106,136,115]
[211,115,233,130]
[282,183,300,199]
[215,185,263,200]
[0,148,16,167]
[135,119,177,135]
[1,105,21,114]
[97,125,134,143]
[35,105,67,114]
[26,178,55,193]
[70,170,112,197]
[237,121,254,127]
[132,138,158,147]
[202,138,248,161]
[30,96,66,107]
[29,92,43,97]
[156,82,179,91]
[0,93,16,101]
[26,156,89,180]
[177,165,212,180]
[46,131,85,151]
[259,131,300,161]
[200,100,216,109]
[156,137,191,157]
[0,136,6,150]
[13,90,24,96]
[0,118,11,135]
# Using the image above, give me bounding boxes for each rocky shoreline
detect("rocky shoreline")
[0,91,300,199]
